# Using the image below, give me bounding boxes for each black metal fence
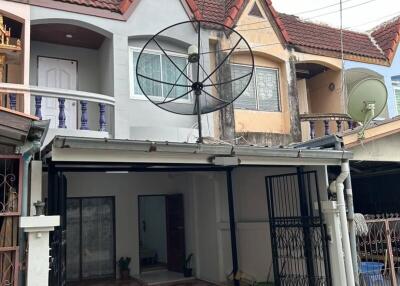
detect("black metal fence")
[266,170,331,286]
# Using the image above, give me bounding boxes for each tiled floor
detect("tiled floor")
[67,277,215,286]
[134,270,193,285]
[67,280,140,286]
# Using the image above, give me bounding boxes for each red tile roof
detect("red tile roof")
[279,13,386,60]
[53,0,133,14]
[184,0,246,27]
[187,0,387,62]
[371,16,400,62]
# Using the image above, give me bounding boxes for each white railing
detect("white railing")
[0,82,115,132]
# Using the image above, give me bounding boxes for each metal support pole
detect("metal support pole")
[226,169,239,286]
[345,176,359,286]
[196,94,203,143]
[297,167,316,281]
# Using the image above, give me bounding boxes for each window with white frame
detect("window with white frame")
[131,48,190,100]
[232,64,280,112]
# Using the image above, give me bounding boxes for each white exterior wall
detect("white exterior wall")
[30,41,101,93]
[30,0,214,142]
[57,166,330,283]
[65,172,195,277]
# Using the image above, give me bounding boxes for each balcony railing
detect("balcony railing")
[0,83,115,133]
[300,113,355,140]
[0,93,24,112]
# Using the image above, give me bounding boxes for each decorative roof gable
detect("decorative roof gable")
[371,16,400,63]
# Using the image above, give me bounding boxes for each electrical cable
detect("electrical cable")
[303,0,377,21]
[295,0,354,15]
[234,0,378,29]
[345,10,400,29]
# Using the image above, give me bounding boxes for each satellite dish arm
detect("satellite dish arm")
[358,102,375,139]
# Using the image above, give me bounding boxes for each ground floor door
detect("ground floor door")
[38,56,78,129]
[166,194,185,273]
[265,170,331,286]
[66,197,115,282]
[138,194,185,273]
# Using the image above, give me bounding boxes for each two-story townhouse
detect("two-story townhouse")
[185,0,389,145]
[0,1,363,286]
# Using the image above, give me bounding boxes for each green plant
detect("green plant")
[184,253,193,269]
[118,257,131,271]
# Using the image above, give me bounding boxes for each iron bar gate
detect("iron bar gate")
[357,217,400,286]
[266,170,331,286]
[0,156,22,286]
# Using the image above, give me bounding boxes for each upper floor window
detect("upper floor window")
[232,64,280,112]
[130,48,190,100]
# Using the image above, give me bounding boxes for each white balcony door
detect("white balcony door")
[38,57,78,129]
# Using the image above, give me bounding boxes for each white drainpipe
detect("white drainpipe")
[329,160,355,286]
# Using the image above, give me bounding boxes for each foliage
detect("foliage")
[118,257,131,270]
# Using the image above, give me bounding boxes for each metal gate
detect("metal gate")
[357,216,400,286]
[0,156,22,286]
[48,167,67,286]
[265,170,331,286]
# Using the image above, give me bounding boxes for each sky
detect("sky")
[273,0,400,32]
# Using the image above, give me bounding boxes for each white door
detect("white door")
[38,57,78,129]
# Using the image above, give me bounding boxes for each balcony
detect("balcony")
[0,83,115,144]
[300,113,355,140]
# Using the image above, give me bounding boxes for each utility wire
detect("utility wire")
[340,0,347,113]
[235,0,377,28]
[236,0,353,27]
[295,0,354,15]
[345,11,400,29]
[303,0,377,21]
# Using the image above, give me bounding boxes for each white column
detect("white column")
[30,161,42,216]
[321,201,347,286]
[20,216,60,286]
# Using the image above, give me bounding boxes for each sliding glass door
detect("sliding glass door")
[66,197,115,282]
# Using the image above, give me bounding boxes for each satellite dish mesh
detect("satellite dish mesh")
[135,20,254,116]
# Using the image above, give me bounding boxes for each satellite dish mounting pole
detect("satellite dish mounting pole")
[192,82,204,143]
[194,20,203,144]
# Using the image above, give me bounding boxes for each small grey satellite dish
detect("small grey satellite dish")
[347,78,388,139]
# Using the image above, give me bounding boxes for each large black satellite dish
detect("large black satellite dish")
[135,20,254,143]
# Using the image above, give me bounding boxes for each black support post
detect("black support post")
[226,169,239,286]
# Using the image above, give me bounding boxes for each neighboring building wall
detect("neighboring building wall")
[227,0,293,145]
[307,70,343,114]
[345,53,400,118]
[213,0,346,145]
[347,133,400,161]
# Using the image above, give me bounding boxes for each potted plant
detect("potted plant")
[183,253,193,277]
[118,257,131,280]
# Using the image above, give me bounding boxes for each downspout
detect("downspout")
[345,176,359,286]
[329,160,355,286]
[18,140,41,286]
